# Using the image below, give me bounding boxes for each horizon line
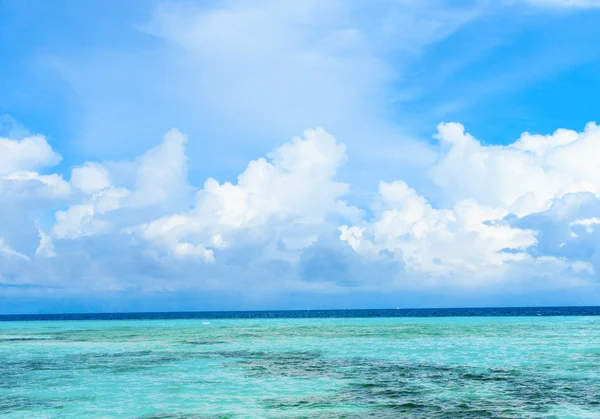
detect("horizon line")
[2,305,600,319]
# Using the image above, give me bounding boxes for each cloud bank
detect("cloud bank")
[2,120,600,311]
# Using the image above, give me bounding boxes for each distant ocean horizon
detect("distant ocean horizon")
[2,305,600,321]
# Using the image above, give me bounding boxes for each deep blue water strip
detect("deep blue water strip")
[2,306,600,321]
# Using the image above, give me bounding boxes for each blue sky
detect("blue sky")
[2,0,600,313]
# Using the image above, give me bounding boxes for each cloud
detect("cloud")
[126,128,189,208]
[430,122,600,216]
[0,237,28,260]
[0,133,61,176]
[341,181,538,281]
[70,163,111,195]
[52,129,189,239]
[2,118,600,308]
[136,128,359,261]
[511,192,600,270]
[0,133,69,202]
[1,171,70,201]
[35,229,56,258]
[342,122,600,283]
[0,132,70,259]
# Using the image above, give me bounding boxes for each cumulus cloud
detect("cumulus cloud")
[136,128,359,261]
[0,127,364,302]
[126,129,189,208]
[342,122,600,282]
[1,172,70,201]
[70,163,111,195]
[429,122,600,216]
[3,120,600,304]
[341,181,538,280]
[0,133,69,202]
[0,132,69,261]
[52,129,188,239]
[0,134,61,175]
[35,229,56,258]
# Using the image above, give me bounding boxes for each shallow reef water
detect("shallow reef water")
[1,311,599,418]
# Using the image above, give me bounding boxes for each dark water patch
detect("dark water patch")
[0,395,59,411]
[62,351,198,374]
[39,329,166,343]
[210,350,600,417]
[262,395,344,410]
[0,349,206,379]
[197,349,323,361]
[343,361,598,416]
[287,413,427,419]
[347,362,599,417]
[201,350,337,380]
[138,414,235,419]
[0,337,53,343]
[183,340,227,346]
[0,394,93,413]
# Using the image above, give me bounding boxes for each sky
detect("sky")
[2,0,600,313]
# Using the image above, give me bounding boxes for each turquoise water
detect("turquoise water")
[1,316,600,418]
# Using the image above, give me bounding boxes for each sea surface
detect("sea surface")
[1,307,600,418]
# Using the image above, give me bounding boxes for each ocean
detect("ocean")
[1,307,599,418]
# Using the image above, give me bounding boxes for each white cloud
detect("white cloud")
[1,171,70,201]
[430,122,600,216]
[51,129,188,239]
[341,181,537,279]
[53,204,104,239]
[70,163,111,194]
[137,127,358,260]
[342,122,600,281]
[2,119,600,298]
[0,134,69,202]
[0,134,61,175]
[0,133,68,259]
[0,237,28,260]
[569,217,600,233]
[36,229,56,258]
[126,128,189,208]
